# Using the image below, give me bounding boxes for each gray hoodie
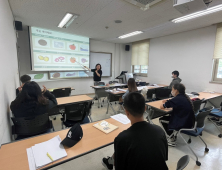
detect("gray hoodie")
[168,77,182,89]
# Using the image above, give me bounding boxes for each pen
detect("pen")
[47,152,53,161]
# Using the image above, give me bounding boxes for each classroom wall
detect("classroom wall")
[0,0,19,145]
[147,25,222,106]
[18,27,125,95]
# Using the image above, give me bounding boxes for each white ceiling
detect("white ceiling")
[9,0,222,43]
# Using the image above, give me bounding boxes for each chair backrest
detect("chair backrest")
[11,113,52,136]
[192,99,203,115]
[64,103,86,122]
[53,88,71,98]
[147,89,156,100]
[155,88,171,100]
[139,82,146,86]
[94,82,105,86]
[176,155,190,170]
[109,81,118,84]
[84,101,93,117]
[196,106,214,128]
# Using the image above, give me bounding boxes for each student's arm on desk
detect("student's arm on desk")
[160,99,168,109]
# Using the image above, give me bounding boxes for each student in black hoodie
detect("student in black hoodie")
[11,81,57,118]
[16,75,31,96]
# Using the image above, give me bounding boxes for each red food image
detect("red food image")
[70,57,76,63]
[69,44,76,50]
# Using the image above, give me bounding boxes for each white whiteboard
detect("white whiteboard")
[89,52,112,77]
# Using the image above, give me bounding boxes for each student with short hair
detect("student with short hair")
[159,83,195,147]
[11,81,57,118]
[168,70,182,89]
[102,92,168,170]
[16,74,31,96]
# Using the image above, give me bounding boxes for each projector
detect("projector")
[173,0,213,14]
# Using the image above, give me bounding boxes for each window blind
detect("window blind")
[213,23,222,59]
[131,39,149,65]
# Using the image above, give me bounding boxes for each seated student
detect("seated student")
[16,74,31,96]
[102,92,168,170]
[159,83,195,147]
[11,81,57,118]
[119,78,138,103]
[168,70,182,89]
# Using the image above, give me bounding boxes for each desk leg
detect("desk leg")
[110,102,117,115]
[106,101,110,114]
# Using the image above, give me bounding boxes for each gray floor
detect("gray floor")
[50,95,222,170]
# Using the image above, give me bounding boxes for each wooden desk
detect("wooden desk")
[0,118,131,170]
[91,84,127,89]
[196,92,222,101]
[108,84,168,95]
[48,87,75,92]
[57,95,92,105]
[146,91,222,122]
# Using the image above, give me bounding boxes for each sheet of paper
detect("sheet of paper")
[32,135,67,168]
[117,88,127,92]
[111,114,130,124]
[27,148,37,170]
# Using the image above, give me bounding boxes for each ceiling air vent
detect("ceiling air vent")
[124,0,163,11]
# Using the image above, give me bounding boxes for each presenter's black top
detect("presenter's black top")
[114,121,168,170]
[91,69,102,81]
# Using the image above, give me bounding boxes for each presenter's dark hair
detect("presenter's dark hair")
[95,63,102,70]
[124,92,145,117]
[20,75,31,84]
[172,70,179,77]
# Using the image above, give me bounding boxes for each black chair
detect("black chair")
[147,89,156,101]
[109,81,118,84]
[84,101,93,122]
[155,88,171,100]
[11,113,54,140]
[93,82,107,108]
[52,88,71,98]
[176,106,214,166]
[193,99,205,115]
[137,82,146,86]
[176,155,190,170]
[61,103,86,128]
[94,82,105,86]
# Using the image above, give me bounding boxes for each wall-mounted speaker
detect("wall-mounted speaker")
[15,21,23,31]
[125,45,130,51]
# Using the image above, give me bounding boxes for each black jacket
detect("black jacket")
[10,91,57,118]
[163,94,195,130]
[91,69,102,81]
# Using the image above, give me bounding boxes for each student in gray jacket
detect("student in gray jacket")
[168,70,182,89]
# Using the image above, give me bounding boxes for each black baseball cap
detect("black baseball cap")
[61,123,83,147]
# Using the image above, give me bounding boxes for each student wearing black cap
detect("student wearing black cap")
[102,92,168,170]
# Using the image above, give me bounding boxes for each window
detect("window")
[133,65,148,76]
[211,59,222,82]
[131,39,149,77]
[211,23,222,83]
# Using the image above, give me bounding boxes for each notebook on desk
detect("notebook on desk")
[93,120,118,134]
[26,135,67,170]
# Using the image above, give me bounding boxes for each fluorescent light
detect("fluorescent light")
[118,31,143,39]
[58,13,78,28]
[172,4,222,23]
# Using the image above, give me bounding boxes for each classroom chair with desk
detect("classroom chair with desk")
[52,88,71,98]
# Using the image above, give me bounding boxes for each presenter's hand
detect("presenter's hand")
[18,86,22,92]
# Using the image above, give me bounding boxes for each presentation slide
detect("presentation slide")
[29,27,90,71]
